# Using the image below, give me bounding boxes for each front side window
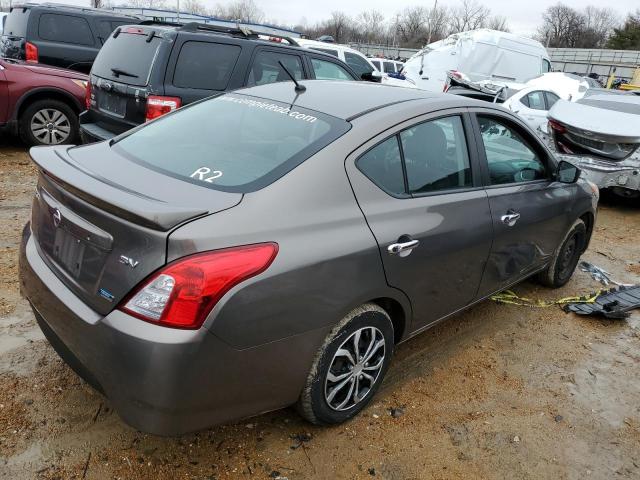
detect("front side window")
[478,116,547,185]
[173,41,241,90]
[310,58,353,81]
[38,14,93,45]
[344,52,374,77]
[247,50,304,87]
[542,59,551,73]
[401,116,472,194]
[356,137,405,196]
[114,94,349,193]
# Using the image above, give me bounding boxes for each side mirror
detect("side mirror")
[361,70,382,83]
[556,160,581,183]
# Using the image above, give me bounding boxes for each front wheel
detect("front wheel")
[537,218,586,288]
[297,304,394,425]
[19,99,78,146]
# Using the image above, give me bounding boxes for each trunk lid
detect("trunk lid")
[29,142,242,314]
[88,29,167,135]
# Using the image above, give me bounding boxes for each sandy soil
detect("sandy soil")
[0,139,638,480]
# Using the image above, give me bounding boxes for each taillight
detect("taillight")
[25,42,38,63]
[145,95,182,121]
[548,119,567,134]
[119,243,278,329]
[85,81,92,110]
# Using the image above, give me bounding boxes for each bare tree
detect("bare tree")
[486,15,510,33]
[395,6,429,47]
[357,10,385,44]
[213,0,264,23]
[448,0,490,33]
[126,0,167,9]
[325,11,350,43]
[182,0,207,15]
[536,3,616,48]
[582,6,619,47]
[426,3,449,43]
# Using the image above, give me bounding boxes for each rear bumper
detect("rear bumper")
[19,224,324,435]
[570,156,640,192]
[78,110,118,144]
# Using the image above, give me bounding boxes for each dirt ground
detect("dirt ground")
[0,137,639,480]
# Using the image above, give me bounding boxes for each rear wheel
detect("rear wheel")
[19,99,78,146]
[297,304,394,425]
[537,218,586,288]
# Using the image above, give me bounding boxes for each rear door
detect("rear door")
[508,89,550,133]
[33,12,97,71]
[0,7,31,60]
[346,111,493,332]
[471,110,571,297]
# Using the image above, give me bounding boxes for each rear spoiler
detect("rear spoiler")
[30,146,208,231]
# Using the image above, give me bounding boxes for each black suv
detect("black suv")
[0,3,140,73]
[79,22,375,143]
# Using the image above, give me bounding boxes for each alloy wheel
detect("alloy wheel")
[324,326,386,411]
[30,108,71,145]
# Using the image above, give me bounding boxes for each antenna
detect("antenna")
[278,61,306,93]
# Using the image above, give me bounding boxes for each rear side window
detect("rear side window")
[96,20,131,42]
[173,41,241,90]
[113,93,350,193]
[357,137,405,196]
[522,91,546,110]
[3,8,30,36]
[401,116,472,194]
[92,32,161,87]
[545,92,560,109]
[311,58,353,81]
[38,14,93,46]
[383,61,395,73]
[247,50,304,87]
[344,52,374,77]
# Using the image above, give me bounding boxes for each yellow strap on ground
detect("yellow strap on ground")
[490,289,603,308]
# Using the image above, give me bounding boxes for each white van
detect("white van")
[403,29,551,92]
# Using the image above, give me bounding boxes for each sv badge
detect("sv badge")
[119,255,139,269]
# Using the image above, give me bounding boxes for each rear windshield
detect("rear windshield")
[113,93,350,193]
[92,31,160,86]
[3,8,30,37]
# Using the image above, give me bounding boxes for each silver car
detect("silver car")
[20,81,598,435]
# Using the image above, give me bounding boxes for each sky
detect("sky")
[39,0,638,37]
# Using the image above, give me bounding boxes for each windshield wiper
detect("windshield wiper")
[111,67,138,78]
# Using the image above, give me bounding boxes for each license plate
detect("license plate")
[53,229,86,278]
[98,92,126,117]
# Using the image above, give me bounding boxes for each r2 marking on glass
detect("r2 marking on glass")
[190,167,223,183]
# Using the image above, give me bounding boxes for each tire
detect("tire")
[19,99,78,146]
[537,218,587,288]
[297,303,394,425]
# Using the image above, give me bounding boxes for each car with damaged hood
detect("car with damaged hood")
[403,29,551,93]
[548,93,640,199]
[20,81,598,435]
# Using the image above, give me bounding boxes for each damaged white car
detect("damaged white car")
[548,94,640,199]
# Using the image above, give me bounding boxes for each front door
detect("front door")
[346,113,493,332]
[472,113,573,297]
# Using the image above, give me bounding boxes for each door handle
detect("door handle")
[501,211,521,227]
[387,239,420,255]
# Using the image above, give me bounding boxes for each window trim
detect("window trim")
[354,111,482,199]
[469,110,557,189]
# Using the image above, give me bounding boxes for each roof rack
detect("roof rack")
[175,22,300,46]
[17,3,140,18]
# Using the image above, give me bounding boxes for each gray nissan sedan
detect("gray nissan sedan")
[19,81,598,435]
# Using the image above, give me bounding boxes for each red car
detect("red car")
[0,58,87,145]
